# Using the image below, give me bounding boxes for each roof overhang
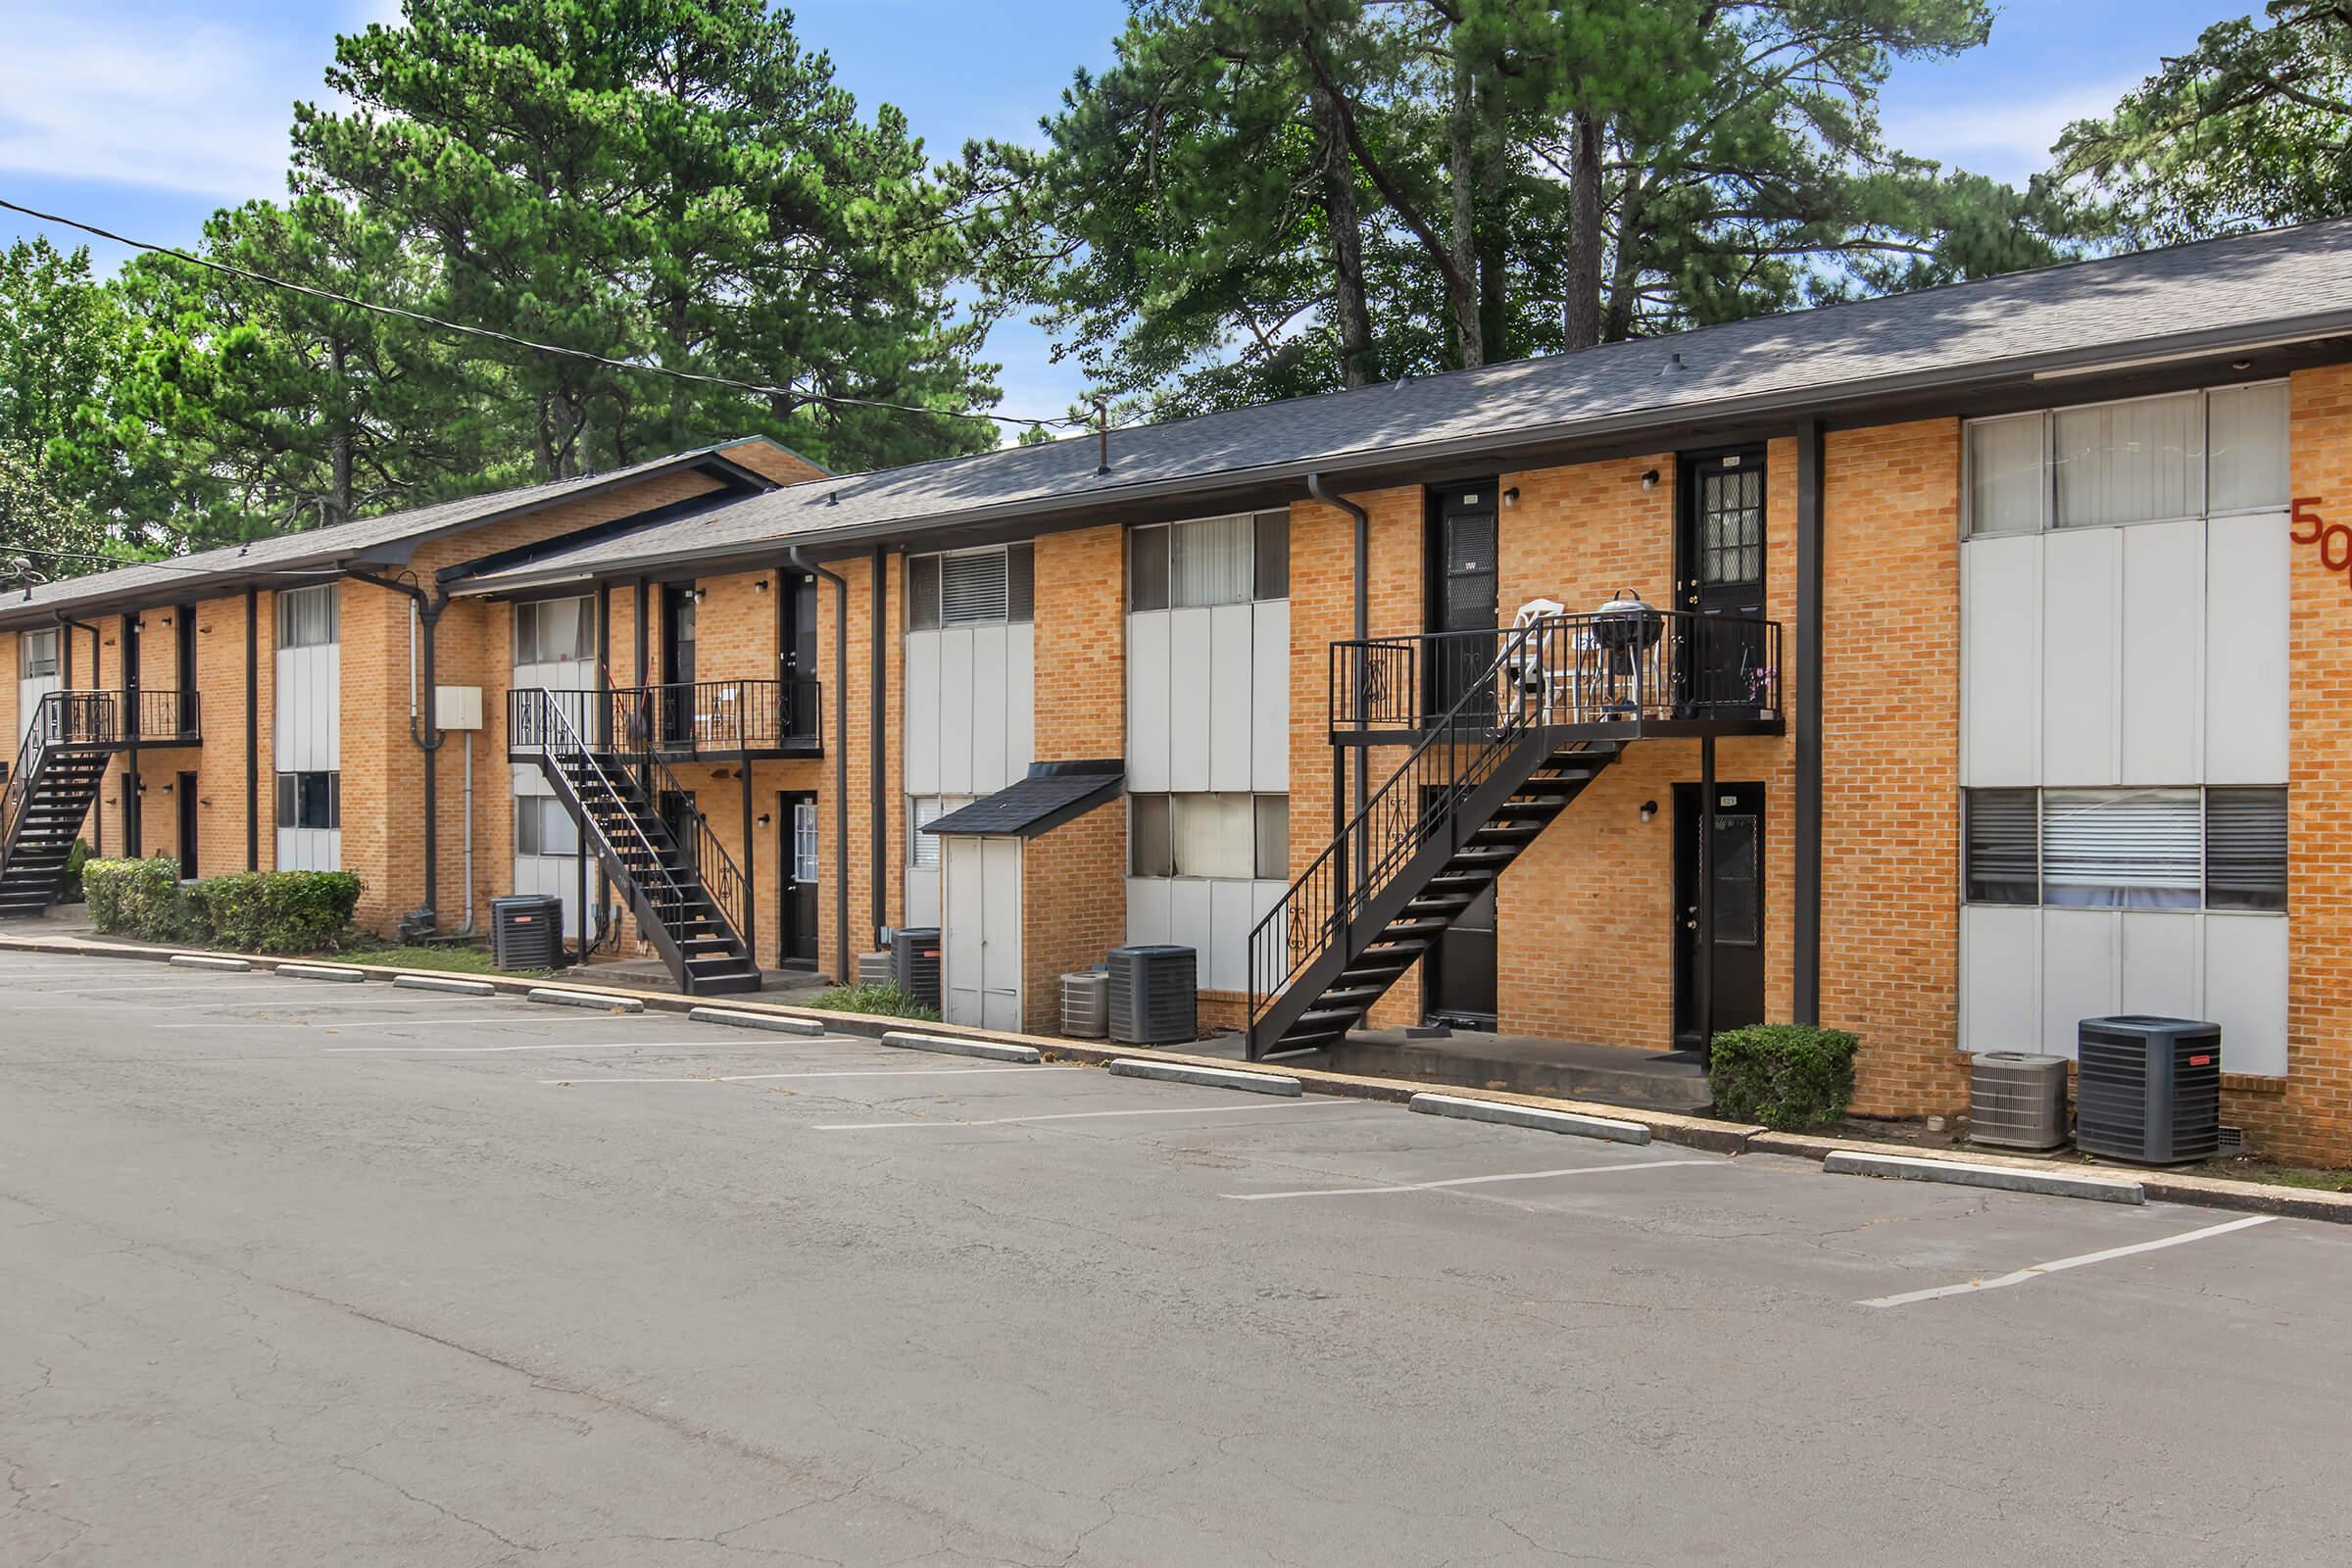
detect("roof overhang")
[922,760,1125,839]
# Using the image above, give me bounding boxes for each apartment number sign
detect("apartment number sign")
[2292,498,2352,582]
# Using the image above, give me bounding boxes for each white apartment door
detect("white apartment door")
[942,835,1022,1032]
[18,628,61,744]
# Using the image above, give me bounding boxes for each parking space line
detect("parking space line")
[814,1100,1367,1132]
[540,1065,1079,1085]
[29,996,485,1014]
[1858,1213,2279,1309]
[158,1013,654,1030]
[323,1038,793,1054]
[1225,1157,1718,1201]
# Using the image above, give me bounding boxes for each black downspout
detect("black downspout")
[1698,735,1716,1061]
[1793,418,1825,1026]
[869,545,887,950]
[633,575,651,799]
[1306,473,1370,896]
[122,612,139,856]
[245,590,259,870]
[595,580,612,940]
[740,756,757,969]
[789,546,853,986]
[58,615,99,855]
[346,569,448,927]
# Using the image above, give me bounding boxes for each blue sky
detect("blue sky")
[0,0,2238,427]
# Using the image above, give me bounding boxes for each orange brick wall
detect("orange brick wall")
[1818,419,1968,1118]
[1021,800,1127,1033]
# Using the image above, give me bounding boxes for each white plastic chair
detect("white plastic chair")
[1503,598,1575,721]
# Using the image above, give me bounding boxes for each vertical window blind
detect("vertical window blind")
[1129,513,1289,611]
[275,585,339,649]
[1967,384,2287,537]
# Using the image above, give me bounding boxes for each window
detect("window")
[515,796,579,858]
[515,596,595,666]
[1129,513,1289,610]
[1129,792,1289,879]
[1964,384,2286,537]
[275,585,339,649]
[908,796,971,869]
[907,546,1032,629]
[20,628,58,679]
[274,770,340,831]
[1695,466,1765,586]
[1710,812,1761,944]
[1961,787,2283,912]
[792,800,819,883]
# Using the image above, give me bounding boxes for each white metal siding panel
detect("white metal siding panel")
[970,624,1009,793]
[1167,877,1213,969]
[905,629,942,797]
[1251,602,1290,794]
[16,673,57,743]
[1167,609,1212,792]
[1006,622,1036,778]
[2039,908,2118,1057]
[943,836,986,1027]
[274,644,340,772]
[275,828,340,873]
[937,627,975,796]
[1207,876,1253,992]
[1960,535,2039,788]
[1207,603,1253,792]
[513,855,586,938]
[904,865,941,930]
[512,659,595,695]
[2205,511,2289,784]
[2119,519,2203,786]
[1125,876,1170,949]
[2040,527,2117,787]
[2120,910,2200,1021]
[2205,915,2289,1076]
[983,838,1022,1031]
[1960,905,2040,1054]
[1127,612,1172,793]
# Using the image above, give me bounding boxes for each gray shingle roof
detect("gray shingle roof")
[924,761,1124,838]
[461,219,2352,591]
[0,437,790,628]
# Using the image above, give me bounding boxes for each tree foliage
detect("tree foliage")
[968,0,2098,419]
[0,238,143,582]
[2058,2,2352,243]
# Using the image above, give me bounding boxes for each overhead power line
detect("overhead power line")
[1,195,1085,432]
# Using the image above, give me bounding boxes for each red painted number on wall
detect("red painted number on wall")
[2292,497,2352,583]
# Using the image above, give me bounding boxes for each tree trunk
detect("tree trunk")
[1602,175,1647,343]
[1316,85,1378,390]
[1563,108,1604,352]
[1447,50,1485,368]
[325,336,354,529]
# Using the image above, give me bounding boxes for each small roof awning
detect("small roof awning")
[923,760,1123,839]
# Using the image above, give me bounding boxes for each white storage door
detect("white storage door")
[942,836,1024,1031]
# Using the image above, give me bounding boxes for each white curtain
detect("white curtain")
[2055,392,2201,528]
[2207,381,2289,514]
[276,585,340,649]
[1171,792,1253,878]
[1171,515,1252,608]
[1967,413,2045,536]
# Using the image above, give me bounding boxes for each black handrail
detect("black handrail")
[2,688,202,860]
[615,678,820,753]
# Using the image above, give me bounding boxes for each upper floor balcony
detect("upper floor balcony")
[1328,607,1783,746]
[17,688,202,754]
[508,678,821,762]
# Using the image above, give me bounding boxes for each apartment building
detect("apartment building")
[9,220,2352,1161]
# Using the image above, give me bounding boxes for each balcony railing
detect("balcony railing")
[16,688,200,749]
[1328,610,1781,741]
[512,679,819,758]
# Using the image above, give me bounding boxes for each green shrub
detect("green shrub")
[803,982,941,1022]
[58,839,91,904]
[1708,1023,1860,1131]
[83,859,360,953]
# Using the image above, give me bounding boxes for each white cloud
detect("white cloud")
[1882,78,2143,182]
[0,6,314,201]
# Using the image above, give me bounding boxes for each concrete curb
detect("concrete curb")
[526,987,646,1013]
[10,934,2352,1225]
[274,962,365,983]
[1409,1092,1652,1146]
[170,954,249,971]
[880,1030,1042,1064]
[1824,1150,2145,1205]
[689,1006,824,1036]
[1108,1058,1301,1097]
[392,973,498,996]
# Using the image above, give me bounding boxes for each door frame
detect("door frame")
[775,789,819,968]
[1674,446,1770,717]
[1672,778,1767,1052]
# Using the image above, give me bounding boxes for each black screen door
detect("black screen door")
[779,571,817,743]
[776,791,818,966]
[1673,781,1765,1049]
[1675,450,1768,715]
[176,772,199,879]
[1426,484,1500,721]
[661,583,697,744]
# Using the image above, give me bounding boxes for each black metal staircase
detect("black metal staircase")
[509,688,760,996]
[0,690,199,919]
[1247,607,1781,1059]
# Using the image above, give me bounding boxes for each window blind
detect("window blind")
[2207,381,2290,514]
[275,585,339,649]
[2054,393,2202,528]
[1171,515,1253,608]
[907,554,942,629]
[1967,414,2044,536]
[21,628,58,678]
[1005,543,1035,622]
[2206,787,2287,911]
[909,797,947,869]
[1252,512,1289,600]
[2041,788,2201,908]
[939,552,1008,625]
[1964,789,2038,905]
[516,597,593,665]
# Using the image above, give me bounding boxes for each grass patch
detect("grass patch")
[337,942,552,979]
[800,982,940,1022]
[2187,1157,2352,1194]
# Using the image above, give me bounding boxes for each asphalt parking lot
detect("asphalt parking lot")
[4,949,2349,1567]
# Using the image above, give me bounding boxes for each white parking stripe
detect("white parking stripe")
[540,1066,1079,1085]
[814,1100,1365,1132]
[1226,1158,1719,1201]
[324,1039,792,1054]
[158,1013,654,1030]
[1858,1213,2279,1309]
[26,996,465,1013]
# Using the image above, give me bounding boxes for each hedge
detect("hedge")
[81,857,362,954]
[1707,1023,1861,1132]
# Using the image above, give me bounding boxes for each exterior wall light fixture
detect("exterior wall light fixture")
[1641,469,1660,490]
[1640,800,1658,822]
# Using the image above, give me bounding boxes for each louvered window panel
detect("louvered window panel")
[939,551,1007,625]
[907,555,942,629]
[1005,543,1035,621]
[2206,787,2287,911]
[2041,789,2201,909]
[1963,789,2038,905]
